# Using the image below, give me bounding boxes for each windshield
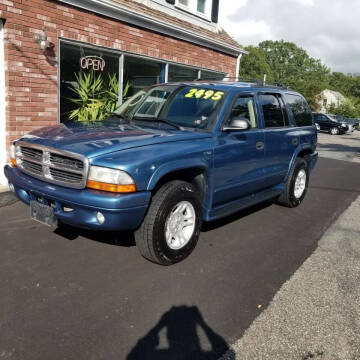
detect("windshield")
[327,114,339,122]
[115,85,226,131]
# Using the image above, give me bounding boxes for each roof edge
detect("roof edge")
[57,0,247,56]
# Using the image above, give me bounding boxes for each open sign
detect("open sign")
[80,56,105,71]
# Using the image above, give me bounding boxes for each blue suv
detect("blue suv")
[4,81,318,265]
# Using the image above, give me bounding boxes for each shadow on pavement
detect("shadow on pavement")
[126,305,234,360]
[54,200,274,246]
[54,224,136,247]
[202,200,273,232]
[317,142,360,153]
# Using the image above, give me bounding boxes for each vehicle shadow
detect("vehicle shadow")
[126,305,234,360]
[54,224,136,247]
[202,200,273,232]
[54,201,275,245]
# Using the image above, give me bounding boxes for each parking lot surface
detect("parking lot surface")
[0,157,359,360]
[221,195,360,360]
[317,130,360,163]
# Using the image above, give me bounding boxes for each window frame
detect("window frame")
[175,0,213,20]
[258,92,293,129]
[222,92,259,131]
[284,93,313,127]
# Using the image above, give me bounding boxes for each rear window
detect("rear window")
[285,94,313,126]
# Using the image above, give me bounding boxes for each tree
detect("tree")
[258,40,330,86]
[239,46,275,82]
[327,97,360,118]
[257,40,330,108]
[328,72,354,97]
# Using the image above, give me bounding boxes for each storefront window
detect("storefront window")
[59,42,120,124]
[59,41,227,124]
[200,70,225,81]
[168,64,198,82]
[123,56,164,101]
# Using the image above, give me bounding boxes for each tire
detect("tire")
[330,127,339,135]
[135,180,202,265]
[277,158,309,208]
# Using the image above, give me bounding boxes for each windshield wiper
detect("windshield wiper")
[109,113,129,123]
[132,116,183,130]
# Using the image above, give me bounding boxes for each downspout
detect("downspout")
[235,53,242,81]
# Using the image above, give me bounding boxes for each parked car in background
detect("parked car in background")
[333,115,355,132]
[336,115,360,131]
[313,113,348,135]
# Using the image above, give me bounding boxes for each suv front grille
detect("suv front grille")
[16,143,88,189]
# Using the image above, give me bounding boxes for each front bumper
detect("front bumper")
[4,165,151,231]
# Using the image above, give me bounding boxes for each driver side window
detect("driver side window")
[229,95,258,129]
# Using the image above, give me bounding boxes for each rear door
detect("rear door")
[259,93,298,187]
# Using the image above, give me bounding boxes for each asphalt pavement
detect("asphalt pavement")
[0,157,359,360]
[220,196,360,360]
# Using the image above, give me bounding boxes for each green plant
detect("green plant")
[67,71,119,123]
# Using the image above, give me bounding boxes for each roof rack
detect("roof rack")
[194,77,289,89]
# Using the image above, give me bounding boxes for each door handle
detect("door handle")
[256,141,264,150]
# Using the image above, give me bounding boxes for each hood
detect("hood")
[18,123,212,158]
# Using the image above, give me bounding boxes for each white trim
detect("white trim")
[57,0,246,56]
[0,21,7,185]
[175,0,212,21]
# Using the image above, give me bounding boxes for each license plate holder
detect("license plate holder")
[30,200,57,227]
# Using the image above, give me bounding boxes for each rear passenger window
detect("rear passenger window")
[259,94,289,128]
[285,94,313,126]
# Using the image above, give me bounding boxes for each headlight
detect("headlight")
[86,166,136,193]
[9,144,17,167]
[341,123,347,127]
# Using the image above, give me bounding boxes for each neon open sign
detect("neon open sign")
[80,56,105,71]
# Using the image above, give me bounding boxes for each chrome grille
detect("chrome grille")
[49,168,83,183]
[22,159,42,175]
[16,142,88,189]
[50,153,84,171]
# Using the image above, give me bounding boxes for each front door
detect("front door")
[212,94,265,207]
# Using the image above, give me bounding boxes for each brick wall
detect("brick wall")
[0,0,238,152]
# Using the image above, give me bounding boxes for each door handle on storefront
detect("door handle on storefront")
[256,142,264,150]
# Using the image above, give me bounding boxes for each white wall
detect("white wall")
[0,20,7,185]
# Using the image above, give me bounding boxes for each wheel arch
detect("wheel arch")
[285,146,314,181]
[147,163,209,205]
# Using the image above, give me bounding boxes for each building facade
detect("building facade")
[0,0,245,184]
[316,89,346,113]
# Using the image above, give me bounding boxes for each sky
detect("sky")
[218,0,360,74]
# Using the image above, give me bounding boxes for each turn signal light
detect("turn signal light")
[86,180,136,193]
[10,144,17,167]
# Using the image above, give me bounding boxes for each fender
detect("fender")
[285,144,314,181]
[147,159,209,191]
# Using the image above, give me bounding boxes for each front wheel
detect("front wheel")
[330,127,339,135]
[277,158,309,208]
[135,180,202,265]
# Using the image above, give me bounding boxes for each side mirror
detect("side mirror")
[222,118,250,132]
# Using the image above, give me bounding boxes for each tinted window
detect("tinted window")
[229,95,257,129]
[285,94,313,126]
[259,94,287,128]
